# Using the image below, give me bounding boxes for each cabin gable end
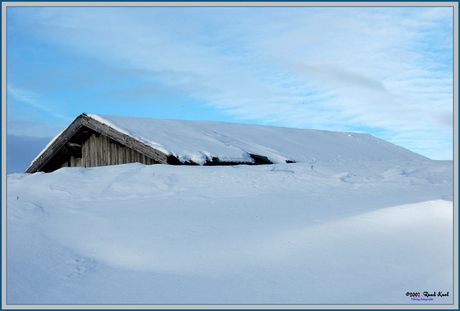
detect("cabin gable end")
[25,114,171,173]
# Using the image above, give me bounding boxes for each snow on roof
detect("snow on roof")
[85,114,428,164]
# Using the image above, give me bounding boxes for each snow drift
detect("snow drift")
[6,159,453,306]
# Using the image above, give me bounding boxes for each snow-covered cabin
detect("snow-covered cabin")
[25,113,428,173]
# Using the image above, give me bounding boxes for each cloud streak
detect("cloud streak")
[7,85,71,121]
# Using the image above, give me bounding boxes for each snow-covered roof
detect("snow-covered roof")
[27,113,428,173]
[87,114,427,164]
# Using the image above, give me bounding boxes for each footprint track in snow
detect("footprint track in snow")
[64,258,95,280]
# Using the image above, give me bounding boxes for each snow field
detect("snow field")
[6,159,453,305]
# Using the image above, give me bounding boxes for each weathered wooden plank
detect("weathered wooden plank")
[138,153,143,164]
[82,138,88,167]
[86,137,90,167]
[95,134,99,167]
[119,146,124,165]
[100,135,105,166]
[128,148,133,164]
[69,155,81,167]
[96,135,101,166]
[125,147,131,164]
[99,135,104,166]
[105,135,110,166]
[81,141,86,167]
[132,149,136,163]
[121,147,126,164]
[141,154,146,165]
[105,136,111,166]
[89,134,94,167]
[100,135,106,166]
[86,135,91,167]
[96,135,101,167]
[110,141,117,165]
[91,134,97,167]
[109,142,114,165]
[118,144,124,164]
[116,143,120,165]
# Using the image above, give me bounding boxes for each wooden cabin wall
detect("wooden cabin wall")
[61,133,158,169]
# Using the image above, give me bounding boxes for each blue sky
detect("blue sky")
[5,4,455,172]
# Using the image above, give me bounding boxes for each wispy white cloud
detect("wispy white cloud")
[6,5,454,159]
[7,85,72,121]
